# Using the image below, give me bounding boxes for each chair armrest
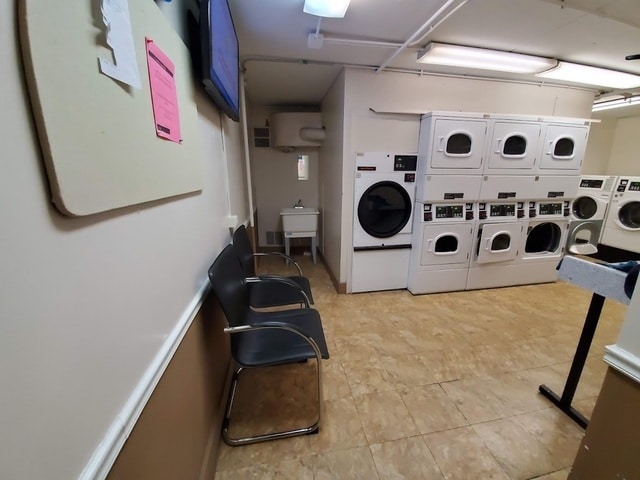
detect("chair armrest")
[253,252,304,276]
[246,275,311,307]
[224,321,323,362]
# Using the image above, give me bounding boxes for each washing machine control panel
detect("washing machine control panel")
[393,155,418,172]
[529,201,570,217]
[423,203,473,221]
[478,203,518,220]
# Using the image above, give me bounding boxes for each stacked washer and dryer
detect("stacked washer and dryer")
[408,111,590,294]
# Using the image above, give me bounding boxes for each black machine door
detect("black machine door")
[572,196,598,220]
[525,222,562,253]
[618,201,640,229]
[357,181,411,238]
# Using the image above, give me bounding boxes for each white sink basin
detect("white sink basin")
[280,207,319,233]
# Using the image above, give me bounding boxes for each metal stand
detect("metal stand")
[539,293,605,429]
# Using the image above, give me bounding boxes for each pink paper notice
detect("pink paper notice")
[146,39,181,143]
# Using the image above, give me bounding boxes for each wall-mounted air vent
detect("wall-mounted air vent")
[253,127,270,148]
[266,231,284,245]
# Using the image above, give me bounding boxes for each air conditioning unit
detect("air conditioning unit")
[271,112,324,152]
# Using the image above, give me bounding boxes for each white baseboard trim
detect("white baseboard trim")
[604,344,640,384]
[79,280,211,480]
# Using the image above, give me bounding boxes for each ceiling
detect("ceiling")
[228,0,640,115]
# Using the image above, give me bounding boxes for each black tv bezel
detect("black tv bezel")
[199,0,240,122]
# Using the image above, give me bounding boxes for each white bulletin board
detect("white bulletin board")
[19,0,205,216]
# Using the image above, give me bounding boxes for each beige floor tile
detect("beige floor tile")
[472,417,565,480]
[216,435,310,470]
[400,384,468,434]
[440,377,513,423]
[309,446,380,480]
[214,457,315,480]
[379,352,436,388]
[307,397,367,453]
[369,436,444,480]
[424,426,509,480]
[490,371,554,415]
[342,357,396,396]
[535,468,571,479]
[514,408,585,468]
[321,358,352,401]
[571,395,598,419]
[354,390,419,444]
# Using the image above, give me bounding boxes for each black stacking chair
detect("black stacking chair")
[232,225,314,308]
[208,244,330,446]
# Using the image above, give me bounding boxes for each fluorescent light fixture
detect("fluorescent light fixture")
[303,0,351,18]
[537,61,640,89]
[417,42,557,74]
[592,95,640,112]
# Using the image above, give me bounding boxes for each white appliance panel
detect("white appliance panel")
[485,120,541,173]
[538,123,589,173]
[479,175,536,201]
[533,175,579,200]
[474,222,523,264]
[420,223,473,267]
[351,249,410,292]
[417,175,482,202]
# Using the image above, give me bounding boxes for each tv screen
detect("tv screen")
[200,0,240,122]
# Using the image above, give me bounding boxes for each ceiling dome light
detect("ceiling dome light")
[303,0,351,18]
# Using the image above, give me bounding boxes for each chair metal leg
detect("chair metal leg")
[222,358,323,446]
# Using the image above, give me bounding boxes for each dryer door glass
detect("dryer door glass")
[503,135,527,157]
[435,235,458,253]
[447,133,472,155]
[618,201,640,229]
[554,137,575,158]
[357,181,411,238]
[572,196,598,219]
[525,222,561,253]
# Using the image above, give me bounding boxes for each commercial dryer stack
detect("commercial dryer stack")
[408,111,591,294]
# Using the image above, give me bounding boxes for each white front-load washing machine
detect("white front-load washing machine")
[566,175,617,255]
[351,152,417,293]
[600,176,640,254]
[466,201,526,290]
[517,200,570,284]
[418,112,488,175]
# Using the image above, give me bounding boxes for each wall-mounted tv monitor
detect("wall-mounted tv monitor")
[200,0,240,122]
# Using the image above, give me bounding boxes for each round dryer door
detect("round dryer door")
[357,181,411,238]
[572,196,598,220]
[525,222,562,253]
[618,201,640,230]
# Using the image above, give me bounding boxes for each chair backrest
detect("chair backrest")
[232,225,257,277]
[208,244,250,327]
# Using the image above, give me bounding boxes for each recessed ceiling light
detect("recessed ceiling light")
[417,42,557,74]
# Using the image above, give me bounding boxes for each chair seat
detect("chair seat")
[234,308,329,367]
[249,275,314,308]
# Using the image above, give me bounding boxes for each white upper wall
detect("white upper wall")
[583,117,617,175]
[0,1,247,478]
[607,116,640,176]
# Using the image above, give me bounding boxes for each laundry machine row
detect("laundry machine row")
[408,171,578,294]
[417,111,591,177]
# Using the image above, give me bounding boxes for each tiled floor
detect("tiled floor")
[215,255,627,479]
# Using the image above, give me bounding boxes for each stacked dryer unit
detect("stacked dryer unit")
[517,119,589,284]
[409,111,590,294]
[408,112,485,294]
[466,116,539,290]
[566,175,618,255]
[600,176,640,254]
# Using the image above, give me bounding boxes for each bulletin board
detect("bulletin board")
[19,0,205,216]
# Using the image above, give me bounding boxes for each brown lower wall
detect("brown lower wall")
[107,290,231,480]
[569,367,640,480]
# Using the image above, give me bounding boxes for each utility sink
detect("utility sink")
[280,207,319,233]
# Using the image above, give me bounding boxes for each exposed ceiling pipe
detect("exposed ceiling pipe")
[376,0,458,73]
[409,0,469,47]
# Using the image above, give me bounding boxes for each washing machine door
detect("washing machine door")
[616,201,640,230]
[357,181,412,238]
[572,196,598,220]
[475,222,522,264]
